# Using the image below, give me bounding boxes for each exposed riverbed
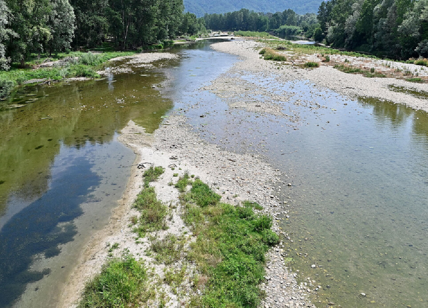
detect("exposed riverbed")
[1,39,428,308]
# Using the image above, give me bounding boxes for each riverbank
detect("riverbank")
[59,114,315,307]
[210,40,428,113]
[57,38,428,307]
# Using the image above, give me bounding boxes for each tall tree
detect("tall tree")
[0,0,17,70]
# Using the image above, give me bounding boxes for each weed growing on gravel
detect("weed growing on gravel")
[143,166,164,187]
[414,59,428,66]
[388,85,428,99]
[334,64,386,78]
[180,180,279,307]
[79,251,153,307]
[151,234,184,265]
[304,61,319,68]
[134,166,168,236]
[175,173,191,192]
[187,179,221,207]
[259,48,287,61]
[133,186,168,236]
[406,77,425,83]
[243,201,264,210]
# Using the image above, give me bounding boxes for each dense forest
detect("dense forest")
[204,9,318,39]
[316,0,428,59]
[183,0,323,16]
[0,0,206,70]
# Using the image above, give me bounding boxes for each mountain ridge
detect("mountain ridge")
[183,0,322,17]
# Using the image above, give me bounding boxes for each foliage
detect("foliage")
[79,252,153,307]
[151,234,184,265]
[414,59,428,66]
[204,8,318,38]
[235,31,276,38]
[175,173,192,192]
[317,0,428,59]
[260,48,286,61]
[184,0,324,16]
[133,166,168,237]
[0,78,15,99]
[142,166,165,187]
[181,180,279,307]
[304,61,320,68]
[188,179,221,207]
[334,64,386,78]
[133,186,168,236]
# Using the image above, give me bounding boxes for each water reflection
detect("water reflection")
[0,157,99,308]
[0,69,173,216]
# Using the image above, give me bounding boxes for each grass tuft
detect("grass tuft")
[188,179,221,207]
[185,199,279,307]
[143,166,164,187]
[304,61,320,68]
[151,235,184,265]
[79,251,153,307]
[414,59,428,66]
[133,187,168,236]
[175,173,191,192]
[260,48,287,62]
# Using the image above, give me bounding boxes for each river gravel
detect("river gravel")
[59,39,428,307]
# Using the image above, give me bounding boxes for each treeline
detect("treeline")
[0,0,206,70]
[204,8,319,38]
[316,0,428,59]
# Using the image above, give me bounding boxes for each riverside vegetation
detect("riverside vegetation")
[0,0,207,101]
[79,167,279,307]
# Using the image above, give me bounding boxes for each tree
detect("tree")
[47,0,75,54]
[0,0,17,70]
[6,0,53,66]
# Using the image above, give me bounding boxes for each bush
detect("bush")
[304,61,320,68]
[78,52,103,66]
[322,55,330,62]
[261,48,286,62]
[0,78,16,99]
[414,59,428,66]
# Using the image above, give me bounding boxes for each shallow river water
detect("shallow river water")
[1,41,427,308]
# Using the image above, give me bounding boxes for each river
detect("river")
[1,40,427,308]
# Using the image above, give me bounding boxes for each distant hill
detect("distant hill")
[184,0,322,16]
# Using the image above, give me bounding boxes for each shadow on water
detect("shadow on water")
[0,157,100,308]
[0,54,178,307]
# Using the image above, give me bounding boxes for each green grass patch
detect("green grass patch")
[79,252,153,307]
[175,173,192,193]
[0,51,136,101]
[414,59,428,66]
[151,234,185,265]
[334,64,386,78]
[243,201,264,211]
[179,180,279,307]
[406,77,425,83]
[259,48,287,62]
[388,85,428,100]
[133,186,168,236]
[143,166,165,187]
[235,31,277,39]
[188,179,221,207]
[304,61,319,68]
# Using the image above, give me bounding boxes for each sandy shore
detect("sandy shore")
[58,39,428,307]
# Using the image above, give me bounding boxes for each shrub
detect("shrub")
[304,61,320,68]
[78,52,103,66]
[414,59,428,66]
[0,78,16,99]
[322,55,330,62]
